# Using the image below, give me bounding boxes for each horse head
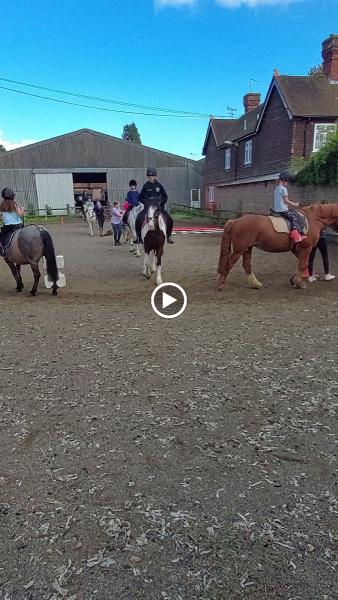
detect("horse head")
[307,202,338,230]
[146,203,160,230]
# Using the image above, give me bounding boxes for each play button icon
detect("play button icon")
[151,283,187,319]
[162,291,177,310]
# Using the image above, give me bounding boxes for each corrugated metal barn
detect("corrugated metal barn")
[0,129,204,214]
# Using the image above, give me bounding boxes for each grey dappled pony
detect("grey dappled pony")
[2,225,58,296]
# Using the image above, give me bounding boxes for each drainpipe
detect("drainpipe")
[303,118,311,158]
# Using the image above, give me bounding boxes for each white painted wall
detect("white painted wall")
[35,173,74,215]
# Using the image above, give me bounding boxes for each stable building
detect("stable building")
[0,128,204,215]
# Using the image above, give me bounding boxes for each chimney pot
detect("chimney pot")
[243,92,261,114]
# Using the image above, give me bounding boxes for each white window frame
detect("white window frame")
[244,139,252,165]
[313,123,337,152]
[224,148,231,170]
[208,186,215,202]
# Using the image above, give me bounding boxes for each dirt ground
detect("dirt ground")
[0,220,337,600]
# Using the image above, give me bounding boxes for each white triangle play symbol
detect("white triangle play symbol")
[162,291,177,309]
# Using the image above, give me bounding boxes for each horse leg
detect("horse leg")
[218,251,243,290]
[143,252,151,278]
[293,248,311,289]
[156,247,164,285]
[16,264,24,291]
[242,248,263,289]
[151,252,157,273]
[4,258,21,291]
[29,263,41,296]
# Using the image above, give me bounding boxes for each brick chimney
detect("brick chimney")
[322,34,338,81]
[243,92,261,113]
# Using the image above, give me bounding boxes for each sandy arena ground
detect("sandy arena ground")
[0,220,337,600]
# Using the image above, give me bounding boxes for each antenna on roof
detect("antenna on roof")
[249,78,258,92]
[227,106,237,118]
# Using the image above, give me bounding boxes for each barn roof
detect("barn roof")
[0,128,200,170]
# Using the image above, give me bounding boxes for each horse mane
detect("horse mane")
[302,202,338,221]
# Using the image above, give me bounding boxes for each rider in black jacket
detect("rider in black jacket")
[135,168,174,244]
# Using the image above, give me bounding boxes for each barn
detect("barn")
[0,128,204,215]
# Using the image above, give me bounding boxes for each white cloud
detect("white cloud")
[0,130,37,151]
[155,0,197,8]
[216,0,298,7]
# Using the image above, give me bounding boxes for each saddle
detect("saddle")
[268,209,309,235]
[1,230,18,252]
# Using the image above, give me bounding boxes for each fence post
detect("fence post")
[66,204,71,219]
[45,204,48,221]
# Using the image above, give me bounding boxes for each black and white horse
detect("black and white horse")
[125,204,143,257]
[141,204,167,285]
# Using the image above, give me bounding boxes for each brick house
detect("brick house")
[203,34,338,215]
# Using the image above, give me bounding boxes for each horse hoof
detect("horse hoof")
[30,291,36,297]
[52,290,58,296]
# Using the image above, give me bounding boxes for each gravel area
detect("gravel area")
[0,221,337,600]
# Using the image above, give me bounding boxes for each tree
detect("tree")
[122,122,142,144]
[308,63,325,78]
[0,144,6,153]
[295,131,338,186]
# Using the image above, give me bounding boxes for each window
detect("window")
[208,186,215,202]
[224,148,231,170]
[243,119,247,131]
[313,123,337,152]
[244,140,252,165]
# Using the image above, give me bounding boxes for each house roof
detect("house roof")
[203,74,338,154]
[220,104,263,145]
[202,119,235,154]
[276,76,338,117]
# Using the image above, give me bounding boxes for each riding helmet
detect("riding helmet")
[146,168,157,177]
[1,187,15,199]
[279,171,289,181]
[129,179,137,187]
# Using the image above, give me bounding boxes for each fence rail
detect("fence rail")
[171,203,242,220]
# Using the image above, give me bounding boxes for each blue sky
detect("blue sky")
[0,0,336,158]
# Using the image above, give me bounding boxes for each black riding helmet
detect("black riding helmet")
[146,168,157,177]
[129,179,137,187]
[279,171,289,181]
[1,187,15,199]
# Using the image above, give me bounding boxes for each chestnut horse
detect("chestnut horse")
[218,203,338,290]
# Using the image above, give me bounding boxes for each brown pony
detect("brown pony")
[217,203,338,290]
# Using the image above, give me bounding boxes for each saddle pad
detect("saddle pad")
[268,213,309,235]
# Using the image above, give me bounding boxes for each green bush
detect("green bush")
[295,131,338,186]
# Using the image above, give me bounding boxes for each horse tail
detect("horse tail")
[218,220,235,275]
[40,228,58,287]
